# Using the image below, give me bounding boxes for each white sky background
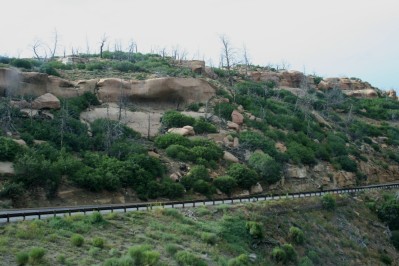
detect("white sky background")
[1,0,398,91]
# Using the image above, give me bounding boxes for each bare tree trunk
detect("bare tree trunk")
[100,34,107,59]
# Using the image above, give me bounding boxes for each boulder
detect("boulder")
[182,126,195,136]
[387,89,397,99]
[275,142,287,153]
[167,127,193,136]
[11,139,27,146]
[344,89,378,98]
[32,93,60,109]
[176,60,205,74]
[233,137,239,148]
[169,172,181,182]
[250,183,263,194]
[223,151,239,163]
[148,151,160,158]
[227,121,240,130]
[231,110,244,125]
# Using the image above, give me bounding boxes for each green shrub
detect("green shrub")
[299,256,314,266]
[213,175,237,196]
[239,131,276,155]
[322,194,336,211]
[188,165,209,181]
[161,111,195,128]
[155,133,191,149]
[287,141,316,165]
[271,247,286,263]
[0,137,22,161]
[71,234,84,247]
[128,245,160,266]
[161,180,185,199]
[191,144,223,162]
[289,226,304,244]
[227,164,258,190]
[380,253,392,265]
[11,58,32,69]
[174,251,207,266]
[90,211,105,224]
[193,118,217,134]
[86,61,107,71]
[333,155,357,172]
[103,256,134,266]
[16,251,29,266]
[166,144,193,161]
[307,250,320,264]
[282,243,297,262]
[28,247,46,264]
[40,64,61,77]
[192,179,213,195]
[248,152,281,184]
[245,221,263,238]
[214,102,236,120]
[187,103,200,112]
[391,230,399,249]
[200,232,217,245]
[227,254,250,266]
[112,61,137,72]
[165,244,179,256]
[378,199,399,230]
[92,237,105,248]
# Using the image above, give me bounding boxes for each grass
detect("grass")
[0,190,397,265]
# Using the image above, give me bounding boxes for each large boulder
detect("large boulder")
[344,89,378,98]
[167,126,195,136]
[32,93,61,109]
[0,162,14,176]
[387,89,397,99]
[285,164,307,179]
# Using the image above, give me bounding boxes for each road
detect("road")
[0,182,398,224]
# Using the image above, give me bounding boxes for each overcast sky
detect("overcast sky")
[1,0,398,92]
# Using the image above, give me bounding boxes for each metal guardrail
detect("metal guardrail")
[0,182,398,223]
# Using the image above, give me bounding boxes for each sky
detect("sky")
[1,0,398,92]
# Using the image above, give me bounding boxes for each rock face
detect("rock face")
[32,93,61,109]
[231,110,244,125]
[285,164,307,179]
[344,89,378,98]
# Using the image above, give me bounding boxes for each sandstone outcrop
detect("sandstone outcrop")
[386,89,397,99]
[0,68,216,105]
[167,126,195,136]
[343,89,378,98]
[223,151,239,163]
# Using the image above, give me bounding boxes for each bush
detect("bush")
[213,175,237,196]
[239,131,276,155]
[28,247,46,264]
[299,256,314,266]
[128,245,160,266]
[271,247,286,263]
[380,254,392,265]
[0,137,22,161]
[391,230,399,249]
[86,61,107,71]
[71,234,84,247]
[166,145,193,161]
[200,232,217,245]
[16,251,29,265]
[378,199,399,230]
[322,194,336,211]
[287,141,316,165]
[333,155,357,172]
[289,226,305,244]
[155,133,191,149]
[11,58,32,69]
[104,256,134,266]
[188,165,209,181]
[282,243,297,262]
[161,180,185,199]
[227,254,250,266]
[245,221,263,238]
[248,152,281,184]
[92,237,105,248]
[192,179,213,195]
[90,211,105,224]
[193,118,217,134]
[174,251,207,266]
[214,102,236,120]
[227,164,258,190]
[161,111,195,128]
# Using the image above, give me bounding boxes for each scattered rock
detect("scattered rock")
[233,137,239,148]
[223,151,239,163]
[237,105,244,112]
[275,142,287,153]
[32,93,61,110]
[227,121,240,130]
[148,151,160,158]
[167,126,195,136]
[231,110,244,125]
[169,172,182,182]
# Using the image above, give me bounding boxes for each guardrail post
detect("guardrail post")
[182,203,185,208]
[7,214,9,223]
[124,207,126,213]
[38,214,41,220]
[193,202,195,207]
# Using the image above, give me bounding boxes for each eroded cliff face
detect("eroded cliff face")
[0,68,216,105]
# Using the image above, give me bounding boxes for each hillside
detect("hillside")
[0,53,399,209]
[0,190,398,265]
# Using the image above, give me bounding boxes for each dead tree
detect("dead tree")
[219,35,235,86]
[99,34,108,58]
[242,44,251,76]
[49,29,58,59]
[32,40,47,60]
